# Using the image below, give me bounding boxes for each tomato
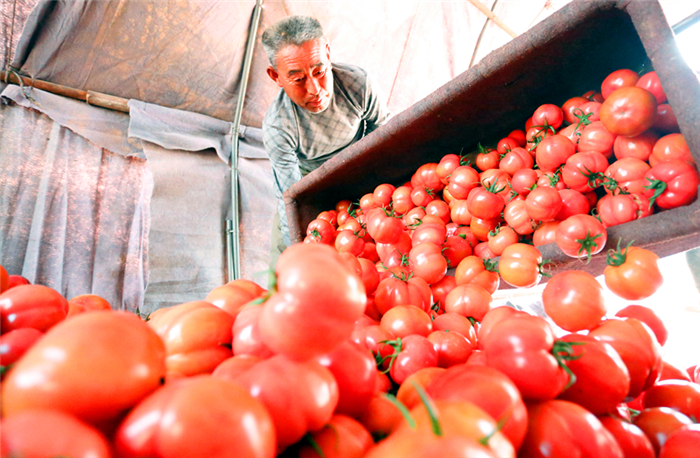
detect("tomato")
[148,301,233,380]
[579,100,602,122]
[0,284,68,334]
[366,208,403,244]
[396,366,446,409]
[487,225,518,256]
[520,400,624,458]
[259,243,366,360]
[604,157,651,195]
[428,330,473,367]
[583,90,605,103]
[508,129,527,146]
[0,327,43,376]
[503,199,536,235]
[613,130,658,161]
[212,354,264,380]
[482,314,569,401]
[643,380,700,421]
[650,133,695,166]
[380,305,433,338]
[497,136,520,154]
[425,199,451,224]
[447,165,481,199]
[535,135,576,172]
[542,270,606,331]
[498,243,544,288]
[391,185,415,215]
[430,275,457,311]
[636,71,667,104]
[376,231,412,263]
[335,229,366,256]
[653,103,681,133]
[600,86,657,136]
[1,311,166,429]
[412,163,445,192]
[597,193,653,227]
[588,317,662,398]
[412,220,447,246]
[449,199,472,226]
[350,324,395,371]
[536,170,566,190]
[615,304,668,346]
[659,424,700,458]
[66,294,112,318]
[556,334,630,414]
[358,394,404,438]
[602,68,640,99]
[598,415,655,458]
[510,168,539,197]
[532,220,560,247]
[437,154,462,185]
[633,407,694,455]
[1,409,111,458]
[525,185,562,221]
[555,188,590,220]
[427,364,528,450]
[316,340,376,418]
[442,234,473,268]
[374,275,432,315]
[562,96,590,125]
[115,375,275,458]
[373,183,396,207]
[204,279,266,318]
[454,255,499,294]
[555,214,607,260]
[298,414,373,458]
[306,218,337,244]
[470,217,501,242]
[432,312,478,346]
[643,159,700,210]
[317,210,338,227]
[0,265,8,293]
[467,185,506,221]
[389,334,439,385]
[604,243,663,301]
[561,151,609,193]
[532,103,564,130]
[578,121,616,158]
[232,304,275,359]
[476,145,501,171]
[659,359,693,382]
[444,283,492,321]
[499,147,534,175]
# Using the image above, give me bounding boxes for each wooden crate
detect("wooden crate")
[284,0,700,279]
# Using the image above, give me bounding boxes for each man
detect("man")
[261,15,391,267]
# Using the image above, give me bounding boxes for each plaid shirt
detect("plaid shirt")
[263,62,391,245]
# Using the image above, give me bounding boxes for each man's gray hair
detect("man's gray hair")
[262,16,325,69]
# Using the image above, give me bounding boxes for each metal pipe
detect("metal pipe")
[672,8,700,35]
[227,0,264,282]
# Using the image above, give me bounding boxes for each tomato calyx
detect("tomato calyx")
[606,238,635,267]
[303,432,326,457]
[643,178,667,209]
[412,380,444,437]
[572,107,594,130]
[483,179,506,195]
[552,340,585,390]
[574,230,604,263]
[539,259,553,278]
[381,392,417,429]
[483,258,499,273]
[376,338,404,373]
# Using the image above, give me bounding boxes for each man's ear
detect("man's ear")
[267,66,282,87]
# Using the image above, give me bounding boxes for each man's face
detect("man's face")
[267,40,333,113]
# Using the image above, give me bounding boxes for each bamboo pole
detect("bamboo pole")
[468,0,518,38]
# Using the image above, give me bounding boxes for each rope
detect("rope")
[469,0,500,69]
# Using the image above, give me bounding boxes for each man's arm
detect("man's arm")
[363,71,391,133]
[263,125,302,246]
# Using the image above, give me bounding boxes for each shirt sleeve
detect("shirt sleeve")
[363,71,391,133]
[263,124,302,246]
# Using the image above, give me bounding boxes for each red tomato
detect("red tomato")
[389,334,439,385]
[562,96,590,125]
[147,301,233,380]
[467,186,505,221]
[350,324,395,370]
[427,364,528,450]
[2,311,166,429]
[449,199,473,226]
[374,275,432,315]
[306,218,337,244]
[525,186,562,221]
[430,275,458,311]
[454,255,499,294]
[533,220,560,247]
[1,409,111,458]
[615,304,668,346]
[596,193,653,227]
[232,303,275,359]
[498,243,544,288]
[412,163,445,192]
[373,183,396,207]
[317,340,377,418]
[335,229,366,256]
[442,234,473,268]
[588,317,662,398]
[6,275,31,289]
[259,243,366,360]
[532,103,564,130]
[380,305,433,338]
[447,165,481,199]
[508,129,527,146]
[604,244,663,301]
[232,355,338,451]
[317,210,338,227]
[613,130,659,161]
[503,199,536,235]
[212,354,264,379]
[659,424,700,458]
[0,265,8,293]
[604,157,651,195]
[510,168,539,197]
[561,151,609,193]
[535,135,576,172]
[499,147,534,175]
[366,208,403,244]
[649,133,695,167]
[600,86,657,137]
[643,159,700,210]
[520,400,624,458]
[659,359,693,382]
[636,71,667,104]
[579,100,602,122]
[470,217,501,242]
[391,185,415,215]
[487,226,518,257]
[204,279,266,318]
[633,407,694,455]
[482,314,569,401]
[0,327,43,375]
[653,103,681,133]
[601,68,640,99]
[476,145,501,171]
[554,214,607,260]
[436,154,462,185]
[0,284,68,334]
[412,221,447,246]
[376,231,412,263]
[643,380,700,421]
[425,199,451,224]
[598,416,655,458]
[542,270,606,332]
[578,121,617,158]
[431,312,478,346]
[396,366,446,409]
[115,375,275,458]
[66,294,112,318]
[298,414,373,458]
[444,283,493,321]
[555,188,590,220]
[428,330,474,367]
[556,334,630,414]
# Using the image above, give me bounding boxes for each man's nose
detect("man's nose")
[306,76,321,95]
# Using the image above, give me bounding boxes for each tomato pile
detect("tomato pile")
[2,67,700,458]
